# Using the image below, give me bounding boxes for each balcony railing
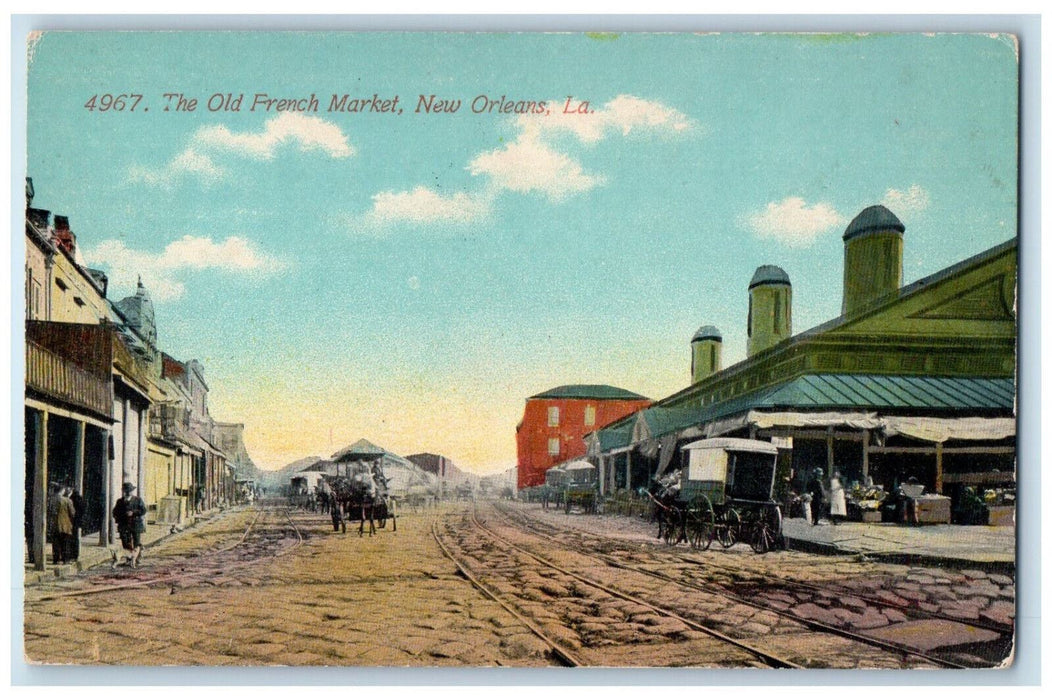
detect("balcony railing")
[26,340,112,418]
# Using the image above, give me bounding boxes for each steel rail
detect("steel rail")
[470,506,802,669]
[492,502,977,669]
[430,520,581,667]
[503,501,1013,638]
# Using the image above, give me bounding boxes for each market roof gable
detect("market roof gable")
[331,438,411,465]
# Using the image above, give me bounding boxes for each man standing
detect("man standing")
[806,468,826,526]
[68,487,85,563]
[112,482,146,569]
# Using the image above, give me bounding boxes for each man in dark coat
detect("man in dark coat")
[806,468,826,526]
[68,487,85,562]
[112,482,146,569]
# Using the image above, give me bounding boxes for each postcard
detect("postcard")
[20,30,1018,670]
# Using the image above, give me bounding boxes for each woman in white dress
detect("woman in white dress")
[829,470,848,525]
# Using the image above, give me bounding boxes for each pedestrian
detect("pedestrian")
[68,486,84,563]
[330,498,346,534]
[47,482,62,564]
[112,482,146,569]
[55,487,77,564]
[829,470,847,526]
[806,468,825,526]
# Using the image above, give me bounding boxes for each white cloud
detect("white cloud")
[468,136,604,201]
[518,94,694,144]
[129,113,354,186]
[366,187,493,227]
[882,184,931,216]
[83,235,285,301]
[744,197,847,247]
[128,148,225,188]
[193,112,355,160]
[363,94,693,227]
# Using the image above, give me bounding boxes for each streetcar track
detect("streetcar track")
[505,501,1015,636]
[456,506,802,668]
[431,520,582,667]
[493,502,1008,669]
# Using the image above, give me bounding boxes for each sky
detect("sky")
[24,32,1018,474]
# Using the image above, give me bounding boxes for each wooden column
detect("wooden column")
[826,429,834,472]
[136,408,145,500]
[625,451,633,492]
[121,398,132,486]
[101,430,112,546]
[73,421,85,553]
[935,442,944,494]
[861,429,870,479]
[598,454,605,495]
[32,409,48,571]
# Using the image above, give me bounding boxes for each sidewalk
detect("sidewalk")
[781,516,1016,571]
[24,508,234,585]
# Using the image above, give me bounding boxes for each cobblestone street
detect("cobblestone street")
[24,500,1014,669]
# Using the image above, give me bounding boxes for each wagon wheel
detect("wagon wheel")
[663,506,682,545]
[687,495,714,551]
[717,507,740,548]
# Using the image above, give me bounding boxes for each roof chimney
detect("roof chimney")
[747,265,792,357]
[842,205,905,316]
[53,215,76,256]
[690,325,722,384]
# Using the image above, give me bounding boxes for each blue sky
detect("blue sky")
[25,32,1018,472]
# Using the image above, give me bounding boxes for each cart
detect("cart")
[561,461,598,514]
[678,438,784,553]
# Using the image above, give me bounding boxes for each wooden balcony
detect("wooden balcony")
[25,322,113,419]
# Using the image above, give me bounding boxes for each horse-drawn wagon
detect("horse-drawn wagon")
[323,461,396,536]
[654,438,784,553]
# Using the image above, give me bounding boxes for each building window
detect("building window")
[584,405,596,427]
[548,406,560,427]
[55,277,68,291]
[548,438,560,456]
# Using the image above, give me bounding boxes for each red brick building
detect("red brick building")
[516,385,651,489]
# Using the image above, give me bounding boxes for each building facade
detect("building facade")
[24,179,252,569]
[588,206,1016,523]
[516,385,651,490]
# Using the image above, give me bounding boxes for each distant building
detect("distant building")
[407,452,477,498]
[516,384,651,489]
[589,205,1016,523]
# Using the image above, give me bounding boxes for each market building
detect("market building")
[516,384,651,490]
[588,206,1016,525]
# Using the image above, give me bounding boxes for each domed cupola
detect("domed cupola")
[747,265,792,357]
[690,325,722,384]
[842,205,905,316]
[115,277,157,347]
